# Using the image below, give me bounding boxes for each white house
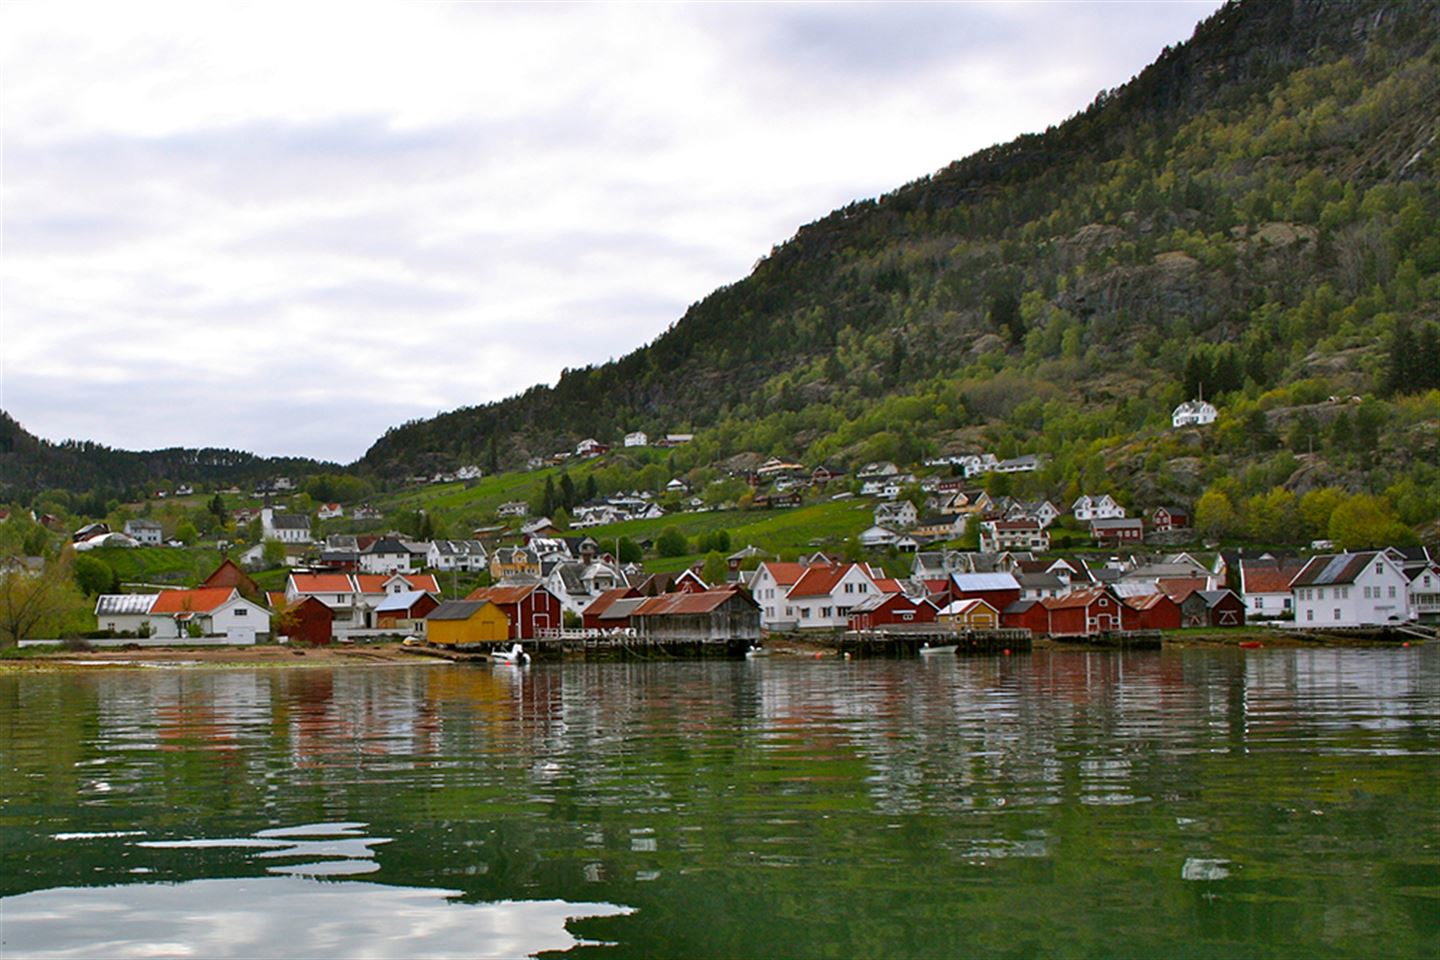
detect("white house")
[123,519,163,545]
[360,538,414,575]
[94,588,268,643]
[1407,560,1440,622]
[1290,551,1412,627]
[1173,399,1218,428]
[261,508,312,544]
[1239,558,1306,619]
[317,503,344,520]
[979,519,1050,554]
[498,501,529,519]
[576,438,607,458]
[1072,495,1126,521]
[857,461,899,480]
[427,539,488,573]
[624,431,649,447]
[784,562,884,630]
[874,501,918,529]
[858,525,900,548]
[456,465,483,481]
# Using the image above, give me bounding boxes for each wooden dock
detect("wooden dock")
[1050,630,1163,650]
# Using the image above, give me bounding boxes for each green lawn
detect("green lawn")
[89,546,228,587]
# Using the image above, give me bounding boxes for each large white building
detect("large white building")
[1290,551,1412,627]
[261,507,312,544]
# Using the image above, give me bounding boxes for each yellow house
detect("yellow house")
[938,598,1000,630]
[425,600,511,647]
[488,546,540,581]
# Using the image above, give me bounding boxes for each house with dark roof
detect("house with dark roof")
[629,589,760,645]
[1291,552,1412,627]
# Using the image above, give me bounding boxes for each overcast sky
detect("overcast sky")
[2,1,1222,464]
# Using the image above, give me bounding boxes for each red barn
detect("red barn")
[465,584,561,639]
[1042,586,1138,637]
[1152,506,1191,532]
[282,595,335,646]
[1127,592,1182,631]
[847,592,939,631]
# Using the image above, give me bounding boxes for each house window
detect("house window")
[1376,563,1383,575]
[1333,609,1340,620]
[1317,588,1325,600]
[1306,609,1314,622]
[1388,586,1397,598]
[821,607,832,618]
[800,608,811,620]
[234,608,247,617]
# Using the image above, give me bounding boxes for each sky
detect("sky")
[1,1,1223,464]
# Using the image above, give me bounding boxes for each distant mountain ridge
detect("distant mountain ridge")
[359,0,1439,480]
[0,411,335,500]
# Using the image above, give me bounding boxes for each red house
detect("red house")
[1127,592,1182,631]
[1090,518,1145,548]
[282,595,335,646]
[847,592,939,631]
[1152,506,1191,532]
[1042,586,1139,637]
[947,572,1022,612]
[465,584,561,639]
[1001,599,1049,635]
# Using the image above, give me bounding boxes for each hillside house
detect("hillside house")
[874,500,919,529]
[123,519,163,545]
[427,539,488,572]
[490,547,541,581]
[1172,399,1218,427]
[1072,495,1126,522]
[979,519,1049,554]
[1151,506,1190,532]
[1090,517,1144,548]
[624,431,649,447]
[1291,552,1412,627]
[497,501,529,519]
[858,525,899,548]
[575,438,609,458]
[360,538,414,575]
[317,503,344,520]
[857,461,899,480]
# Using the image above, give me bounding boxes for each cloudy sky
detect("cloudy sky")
[2,1,1222,464]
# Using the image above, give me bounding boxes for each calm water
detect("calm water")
[1,648,1437,959]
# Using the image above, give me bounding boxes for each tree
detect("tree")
[208,493,226,522]
[701,551,729,585]
[73,554,117,596]
[617,537,644,564]
[0,556,88,646]
[262,539,287,569]
[1194,488,1238,541]
[175,522,198,545]
[1328,494,1411,550]
[1299,487,1347,540]
[655,527,689,558]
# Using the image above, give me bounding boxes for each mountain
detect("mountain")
[358,0,1440,515]
[0,412,336,503]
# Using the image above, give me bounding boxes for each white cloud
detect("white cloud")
[1,1,1222,462]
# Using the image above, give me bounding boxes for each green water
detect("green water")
[1,648,1437,958]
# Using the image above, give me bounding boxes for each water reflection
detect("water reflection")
[1,878,633,959]
[1,648,1436,958]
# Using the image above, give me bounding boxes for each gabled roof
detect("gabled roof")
[632,589,757,616]
[1041,587,1116,610]
[375,590,434,613]
[151,588,238,614]
[1291,552,1386,587]
[466,583,550,605]
[756,562,809,587]
[1126,592,1178,612]
[788,563,869,599]
[269,513,311,529]
[95,594,157,616]
[427,599,499,621]
[939,597,998,616]
[1195,589,1240,607]
[1157,578,1209,602]
[290,573,354,594]
[950,572,1021,592]
[585,587,640,619]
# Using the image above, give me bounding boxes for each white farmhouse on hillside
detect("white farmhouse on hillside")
[624,431,648,447]
[1173,399,1218,427]
[1290,551,1412,627]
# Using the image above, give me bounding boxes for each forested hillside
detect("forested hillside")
[0,413,334,506]
[359,0,1439,534]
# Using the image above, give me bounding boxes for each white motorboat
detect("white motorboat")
[919,642,957,655]
[492,643,531,665]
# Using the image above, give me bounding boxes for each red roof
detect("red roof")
[151,588,237,614]
[1127,592,1176,611]
[872,578,905,594]
[789,563,869,599]
[584,587,639,619]
[632,590,756,616]
[759,562,809,587]
[1158,578,1208,602]
[466,584,547,605]
[1041,587,1112,611]
[1241,560,1307,594]
[290,573,353,594]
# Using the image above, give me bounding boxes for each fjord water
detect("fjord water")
[2,649,1437,959]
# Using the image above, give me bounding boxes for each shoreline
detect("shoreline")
[2,626,1426,671]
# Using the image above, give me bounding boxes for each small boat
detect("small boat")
[492,643,530,665]
[744,645,769,658]
[919,643,957,655]
[1238,641,1264,650]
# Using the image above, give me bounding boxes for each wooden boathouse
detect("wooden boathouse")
[630,588,760,651]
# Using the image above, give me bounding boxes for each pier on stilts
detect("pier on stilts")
[831,627,1033,657]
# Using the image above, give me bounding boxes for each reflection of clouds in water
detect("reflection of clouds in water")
[1,878,635,959]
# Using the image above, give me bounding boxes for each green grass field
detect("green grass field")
[89,546,228,587]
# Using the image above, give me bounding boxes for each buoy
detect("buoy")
[1403,642,1410,648]
[1003,648,1010,656]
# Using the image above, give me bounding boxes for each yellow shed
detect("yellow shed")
[425,600,511,647]
[938,598,1000,630]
